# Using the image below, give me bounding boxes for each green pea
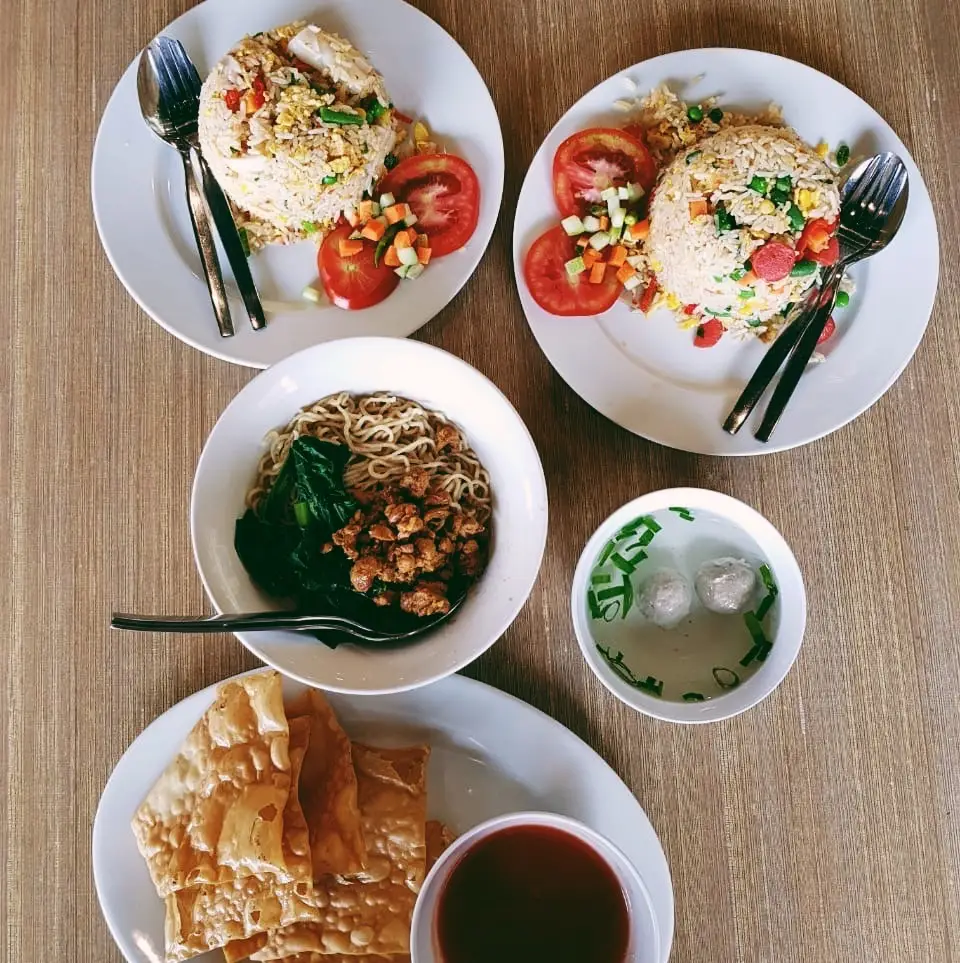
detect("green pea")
[708,107,724,123]
[835,290,850,308]
[749,175,768,194]
[776,176,793,192]
[790,260,818,277]
[321,175,338,185]
[769,188,790,207]
[835,144,850,166]
[687,104,704,123]
[787,204,805,231]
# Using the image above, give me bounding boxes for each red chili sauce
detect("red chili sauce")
[435,824,630,963]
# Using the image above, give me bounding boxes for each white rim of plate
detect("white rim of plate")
[92,671,675,962]
[91,0,505,367]
[513,47,939,456]
[571,487,807,723]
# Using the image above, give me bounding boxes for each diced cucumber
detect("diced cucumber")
[623,274,643,292]
[398,246,420,266]
[404,212,419,227]
[606,195,620,217]
[405,263,425,279]
[624,212,638,225]
[369,202,382,217]
[394,265,410,278]
[626,255,644,269]
[600,186,619,203]
[561,215,585,235]
[301,284,323,303]
[608,228,623,244]
[379,192,396,208]
[565,256,587,276]
[611,208,626,229]
[588,232,610,251]
[349,230,363,240]
[582,215,601,232]
[618,185,630,200]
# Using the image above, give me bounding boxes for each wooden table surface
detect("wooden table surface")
[4,0,960,960]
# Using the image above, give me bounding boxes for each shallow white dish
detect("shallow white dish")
[513,47,939,455]
[92,0,504,367]
[411,811,661,963]
[191,337,548,694]
[92,672,674,963]
[571,488,806,723]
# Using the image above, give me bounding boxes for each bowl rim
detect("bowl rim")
[570,487,807,723]
[410,810,661,963]
[189,336,549,694]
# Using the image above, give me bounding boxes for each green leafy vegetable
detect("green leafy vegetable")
[319,106,364,125]
[384,153,399,170]
[714,201,737,234]
[835,144,850,166]
[361,95,388,123]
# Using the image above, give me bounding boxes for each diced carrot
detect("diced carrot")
[338,237,364,257]
[739,270,758,286]
[344,209,361,228]
[607,245,627,267]
[414,233,429,249]
[616,263,636,284]
[598,215,610,230]
[629,218,650,241]
[360,219,386,242]
[688,199,709,218]
[385,203,408,224]
[576,235,589,249]
[358,200,377,221]
[417,247,432,265]
[406,228,418,242]
[384,245,401,267]
[394,230,413,250]
[582,248,602,267]
[589,262,607,284]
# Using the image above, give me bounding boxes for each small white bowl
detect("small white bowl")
[411,811,660,963]
[191,337,548,695]
[571,488,806,723]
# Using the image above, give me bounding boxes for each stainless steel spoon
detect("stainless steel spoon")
[137,39,235,338]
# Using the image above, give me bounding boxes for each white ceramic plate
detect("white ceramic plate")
[92,0,504,367]
[513,48,939,455]
[92,672,674,963]
[191,337,548,694]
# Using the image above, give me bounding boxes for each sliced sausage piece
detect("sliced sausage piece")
[750,240,798,282]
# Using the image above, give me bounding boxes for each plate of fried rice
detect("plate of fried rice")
[92,0,504,367]
[513,48,939,455]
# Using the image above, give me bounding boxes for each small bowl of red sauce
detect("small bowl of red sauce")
[411,811,660,963]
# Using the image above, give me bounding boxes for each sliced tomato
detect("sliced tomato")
[694,318,725,347]
[797,217,836,256]
[524,226,620,317]
[637,278,659,314]
[817,316,836,344]
[379,154,480,258]
[807,236,840,265]
[552,128,657,216]
[318,225,399,310]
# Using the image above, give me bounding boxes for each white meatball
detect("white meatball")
[695,557,757,614]
[638,568,692,628]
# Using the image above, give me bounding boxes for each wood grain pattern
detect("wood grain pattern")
[2,0,958,960]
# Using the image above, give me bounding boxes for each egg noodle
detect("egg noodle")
[247,392,492,522]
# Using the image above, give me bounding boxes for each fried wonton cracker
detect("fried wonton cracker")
[249,744,430,960]
[286,689,366,879]
[131,671,294,897]
[163,717,319,961]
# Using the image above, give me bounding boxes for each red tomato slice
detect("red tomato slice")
[380,154,480,258]
[524,225,621,317]
[553,128,658,216]
[637,278,659,314]
[694,318,724,347]
[818,316,836,344]
[797,217,835,256]
[318,225,399,310]
[807,236,840,265]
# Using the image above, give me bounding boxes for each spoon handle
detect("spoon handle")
[194,148,266,332]
[181,148,234,339]
[754,266,843,442]
[110,611,355,633]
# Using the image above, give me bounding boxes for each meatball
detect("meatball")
[637,568,692,628]
[695,557,757,614]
